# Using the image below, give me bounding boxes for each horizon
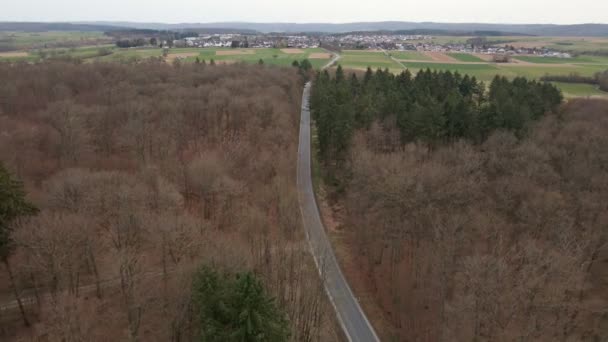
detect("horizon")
[3,0,607,26]
[3,20,608,26]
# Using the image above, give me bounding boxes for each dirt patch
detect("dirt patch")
[425,52,458,62]
[0,51,28,58]
[309,52,331,59]
[281,48,305,54]
[216,49,255,56]
[165,52,198,63]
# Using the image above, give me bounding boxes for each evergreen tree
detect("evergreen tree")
[230,273,290,341]
[0,163,38,326]
[310,65,563,185]
[299,59,312,72]
[335,65,345,83]
[192,266,289,342]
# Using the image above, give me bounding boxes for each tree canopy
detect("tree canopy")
[192,266,290,342]
[310,67,563,188]
[0,163,38,261]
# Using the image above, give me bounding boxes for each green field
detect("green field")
[447,53,485,62]
[95,47,162,61]
[0,45,332,68]
[339,50,402,70]
[339,49,394,68]
[552,82,608,98]
[0,31,109,50]
[2,31,608,98]
[0,44,115,62]
[341,49,385,55]
[497,64,606,79]
[201,48,330,68]
[399,61,499,80]
[388,51,430,60]
[336,49,608,97]
[427,36,608,53]
[514,55,608,64]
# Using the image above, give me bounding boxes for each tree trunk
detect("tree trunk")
[87,245,102,299]
[29,271,41,309]
[3,258,30,327]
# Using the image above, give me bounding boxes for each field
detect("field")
[1,30,606,97]
[424,35,608,53]
[192,47,332,68]
[552,82,608,98]
[387,51,431,60]
[339,50,403,71]
[0,45,333,68]
[447,52,486,62]
[333,47,608,98]
[0,31,110,51]
[514,55,608,64]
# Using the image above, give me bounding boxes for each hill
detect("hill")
[75,21,608,36]
[0,22,126,32]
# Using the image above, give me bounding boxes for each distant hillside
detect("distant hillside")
[0,22,125,32]
[334,29,532,37]
[3,21,608,37]
[80,21,608,36]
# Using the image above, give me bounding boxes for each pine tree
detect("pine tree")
[192,266,289,342]
[0,163,38,326]
[299,59,312,72]
[230,273,290,341]
[335,65,345,83]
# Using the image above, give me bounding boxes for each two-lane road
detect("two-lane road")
[297,81,380,342]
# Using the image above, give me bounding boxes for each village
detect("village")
[169,32,572,58]
[172,33,320,49]
[323,33,572,58]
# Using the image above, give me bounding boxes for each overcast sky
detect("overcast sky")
[2,0,607,24]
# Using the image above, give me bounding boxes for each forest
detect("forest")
[311,66,562,189]
[0,61,337,341]
[311,67,607,340]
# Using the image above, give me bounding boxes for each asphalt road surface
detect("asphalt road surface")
[297,81,380,342]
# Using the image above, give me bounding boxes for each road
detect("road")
[297,80,380,342]
[380,48,407,70]
[322,49,341,69]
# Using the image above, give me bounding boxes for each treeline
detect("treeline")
[541,70,608,91]
[0,61,336,341]
[115,38,148,48]
[108,29,199,40]
[600,70,608,91]
[311,66,562,186]
[114,31,199,48]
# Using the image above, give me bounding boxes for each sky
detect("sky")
[2,0,607,24]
